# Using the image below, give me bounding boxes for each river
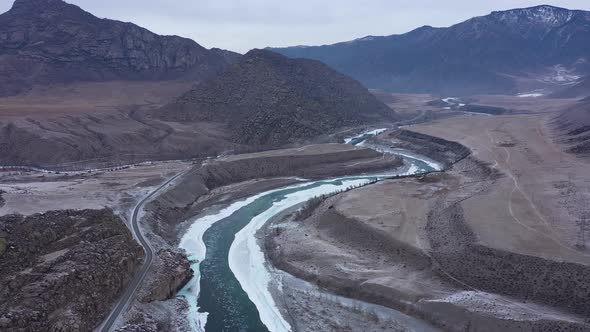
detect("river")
[178,129,440,332]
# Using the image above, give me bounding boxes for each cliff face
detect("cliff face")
[0,0,240,95]
[0,209,144,331]
[140,249,193,303]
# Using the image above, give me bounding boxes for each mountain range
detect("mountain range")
[0,0,395,167]
[2,0,590,167]
[271,5,590,95]
[0,0,240,96]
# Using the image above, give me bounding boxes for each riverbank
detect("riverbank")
[163,129,473,332]
[144,143,401,245]
[115,142,403,330]
[265,124,590,331]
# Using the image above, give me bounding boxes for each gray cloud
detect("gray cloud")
[2,0,590,52]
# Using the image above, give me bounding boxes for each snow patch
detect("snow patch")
[343,128,388,144]
[442,97,459,104]
[518,92,544,98]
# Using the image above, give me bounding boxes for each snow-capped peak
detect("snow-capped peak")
[492,5,574,27]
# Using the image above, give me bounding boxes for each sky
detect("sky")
[2,0,590,53]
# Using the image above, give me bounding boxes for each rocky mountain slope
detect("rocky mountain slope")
[271,5,590,95]
[0,1,399,168]
[0,209,144,331]
[154,49,398,146]
[0,50,398,168]
[0,0,240,96]
[552,99,590,156]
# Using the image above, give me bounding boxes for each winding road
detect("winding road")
[99,171,186,332]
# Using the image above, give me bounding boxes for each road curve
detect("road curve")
[99,171,186,332]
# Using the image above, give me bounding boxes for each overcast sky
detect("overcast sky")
[2,0,590,53]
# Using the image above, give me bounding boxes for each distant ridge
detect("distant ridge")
[271,5,590,95]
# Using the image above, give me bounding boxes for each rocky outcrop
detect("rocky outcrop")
[0,209,144,331]
[140,249,193,303]
[0,0,240,96]
[154,49,398,146]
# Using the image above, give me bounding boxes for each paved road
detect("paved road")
[99,172,185,332]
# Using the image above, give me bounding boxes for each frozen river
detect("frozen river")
[178,129,440,331]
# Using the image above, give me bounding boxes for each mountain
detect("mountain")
[154,49,398,146]
[551,75,590,98]
[271,5,590,95]
[0,0,240,96]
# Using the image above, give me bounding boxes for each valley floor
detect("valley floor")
[411,111,590,255]
[3,93,590,331]
[0,161,192,219]
[265,109,590,331]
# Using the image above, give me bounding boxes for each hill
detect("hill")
[552,99,590,156]
[154,49,398,146]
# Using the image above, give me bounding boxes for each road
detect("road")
[99,171,186,332]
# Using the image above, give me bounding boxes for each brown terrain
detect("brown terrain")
[0,1,406,331]
[266,95,590,331]
[1,1,589,331]
[3,91,590,330]
[0,1,398,169]
[0,141,402,331]
[0,49,396,168]
[0,162,197,331]
[0,209,144,331]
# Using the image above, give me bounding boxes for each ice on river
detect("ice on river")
[177,182,309,331]
[229,178,375,332]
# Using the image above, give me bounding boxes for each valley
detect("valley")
[1,0,590,331]
[4,93,590,331]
